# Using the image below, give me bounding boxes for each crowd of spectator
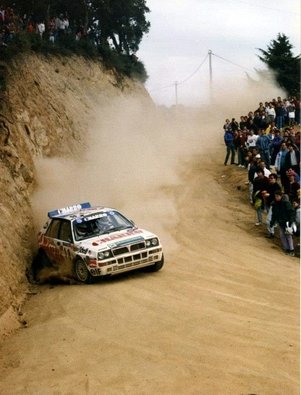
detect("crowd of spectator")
[0,5,88,47]
[223,96,300,257]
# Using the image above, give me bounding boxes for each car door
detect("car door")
[42,219,73,267]
[57,220,75,265]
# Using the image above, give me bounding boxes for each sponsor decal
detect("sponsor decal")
[90,268,101,276]
[108,236,144,249]
[99,229,143,243]
[78,246,89,254]
[48,202,91,218]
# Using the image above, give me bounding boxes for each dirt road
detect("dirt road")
[0,149,299,395]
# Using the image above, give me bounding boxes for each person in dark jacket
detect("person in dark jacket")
[224,130,235,165]
[263,173,282,238]
[252,169,269,225]
[284,143,300,176]
[270,130,283,165]
[270,191,296,256]
[256,129,271,169]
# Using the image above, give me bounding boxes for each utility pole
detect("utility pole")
[208,49,213,102]
[175,81,178,106]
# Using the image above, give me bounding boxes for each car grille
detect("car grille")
[98,239,162,272]
[107,253,160,272]
[112,242,145,256]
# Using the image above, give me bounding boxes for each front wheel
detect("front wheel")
[74,259,93,284]
[147,255,164,272]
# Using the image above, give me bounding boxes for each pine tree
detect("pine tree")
[257,33,300,97]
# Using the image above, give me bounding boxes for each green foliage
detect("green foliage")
[257,33,300,97]
[90,0,150,55]
[3,0,150,55]
[100,49,148,82]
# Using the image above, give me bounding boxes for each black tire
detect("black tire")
[74,259,93,284]
[31,249,52,282]
[147,255,164,272]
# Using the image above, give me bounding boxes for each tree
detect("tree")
[89,0,150,55]
[6,0,150,55]
[257,33,300,97]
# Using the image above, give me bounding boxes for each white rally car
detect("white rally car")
[32,202,164,283]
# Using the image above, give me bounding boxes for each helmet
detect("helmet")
[76,222,88,236]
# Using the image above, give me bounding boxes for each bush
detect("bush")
[99,49,148,82]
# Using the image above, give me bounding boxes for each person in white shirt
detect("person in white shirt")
[254,160,271,179]
[37,21,45,38]
[266,103,276,124]
[246,130,258,149]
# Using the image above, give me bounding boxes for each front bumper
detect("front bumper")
[89,246,163,276]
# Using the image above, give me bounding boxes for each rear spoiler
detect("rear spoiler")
[48,202,91,218]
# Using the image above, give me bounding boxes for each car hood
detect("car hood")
[77,227,157,251]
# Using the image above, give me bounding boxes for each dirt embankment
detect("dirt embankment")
[0,54,151,340]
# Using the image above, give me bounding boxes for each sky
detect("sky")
[137,0,301,107]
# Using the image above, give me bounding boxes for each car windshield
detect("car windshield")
[73,211,134,241]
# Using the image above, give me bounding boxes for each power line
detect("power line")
[211,52,254,72]
[147,53,209,93]
[226,0,299,15]
[147,50,256,98]
[148,82,176,92]
[178,54,208,85]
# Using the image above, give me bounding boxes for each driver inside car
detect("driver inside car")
[75,222,90,238]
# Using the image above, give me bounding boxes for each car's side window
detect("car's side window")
[59,221,73,243]
[45,219,61,239]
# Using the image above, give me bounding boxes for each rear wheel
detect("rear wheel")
[74,259,93,284]
[31,249,52,282]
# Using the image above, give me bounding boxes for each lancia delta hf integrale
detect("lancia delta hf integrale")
[33,202,164,283]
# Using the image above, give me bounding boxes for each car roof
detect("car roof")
[48,202,115,221]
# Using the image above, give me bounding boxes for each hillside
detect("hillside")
[0,53,151,338]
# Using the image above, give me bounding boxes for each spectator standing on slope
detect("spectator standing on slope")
[224,129,235,166]
[287,173,300,203]
[292,198,300,237]
[270,130,283,166]
[246,129,258,150]
[254,160,271,179]
[266,103,276,124]
[275,101,286,130]
[274,142,288,190]
[236,129,247,167]
[252,169,269,226]
[287,101,296,126]
[256,129,271,169]
[263,173,282,238]
[247,154,260,204]
[223,119,231,131]
[270,191,296,256]
[37,20,45,38]
[284,143,300,176]
[230,118,239,132]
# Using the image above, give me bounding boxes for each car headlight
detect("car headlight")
[97,250,112,260]
[146,238,159,248]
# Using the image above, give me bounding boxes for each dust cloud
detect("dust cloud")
[31,76,284,251]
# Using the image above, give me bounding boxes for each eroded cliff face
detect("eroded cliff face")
[0,53,151,339]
